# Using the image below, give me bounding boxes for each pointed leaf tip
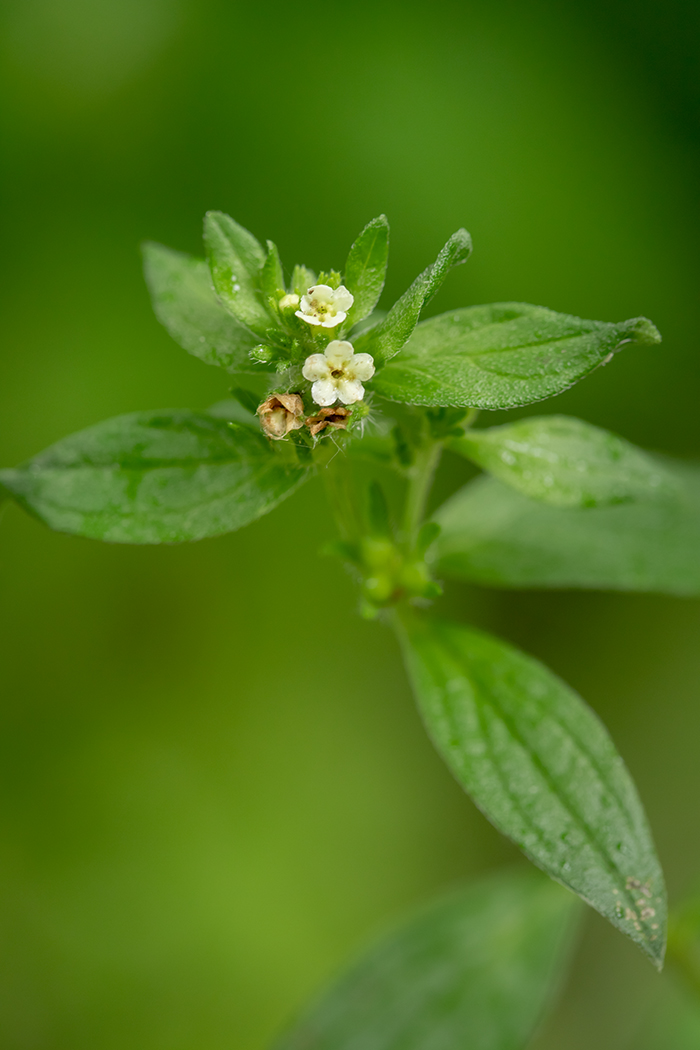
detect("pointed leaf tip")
[626,317,662,346]
[397,614,667,967]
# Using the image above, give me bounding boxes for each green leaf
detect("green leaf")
[142,243,260,373]
[203,211,270,333]
[276,869,579,1050]
[291,263,316,297]
[373,303,661,408]
[343,215,390,328]
[433,461,700,594]
[0,411,308,544]
[450,415,677,508]
[261,240,285,301]
[397,613,666,967]
[354,228,472,367]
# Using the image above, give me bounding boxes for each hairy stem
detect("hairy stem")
[318,442,360,541]
[403,441,442,548]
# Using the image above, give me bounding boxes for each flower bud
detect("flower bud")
[257,393,305,440]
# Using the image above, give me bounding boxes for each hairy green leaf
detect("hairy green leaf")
[397,614,666,967]
[261,240,285,301]
[0,411,308,543]
[354,228,472,367]
[450,415,676,508]
[276,869,579,1050]
[373,303,661,408]
[291,263,316,297]
[203,211,270,333]
[142,243,261,373]
[343,215,390,328]
[433,461,700,593]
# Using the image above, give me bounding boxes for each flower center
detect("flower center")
[331,368,344,378]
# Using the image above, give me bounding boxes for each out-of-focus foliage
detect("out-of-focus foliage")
[1,0,700,1048]
[277,869,579,1050]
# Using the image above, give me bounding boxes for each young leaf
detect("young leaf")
[291,263,316,297]
[343,215,390,328]
[433,462,700,594]
[142,243,260,373]
[0,411,308,544]
[203,211,270,333]
[354,228,472,367]
[397,614,666,967]
[261,240,285,301]
[276,869,579,1050]
[450,415,676,508]
[373,302,661,408]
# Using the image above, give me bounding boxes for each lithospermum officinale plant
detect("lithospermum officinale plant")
[4,212,700,1048]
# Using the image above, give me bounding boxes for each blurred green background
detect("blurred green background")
[1,0,700,1046]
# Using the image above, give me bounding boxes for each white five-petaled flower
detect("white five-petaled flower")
[302,341,375,406]
[295,284,354,328]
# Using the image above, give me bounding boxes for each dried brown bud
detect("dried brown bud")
[257,393,305,440]
[306,406,352,437]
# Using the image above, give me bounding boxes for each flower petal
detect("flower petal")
[325,340,354,368]
[311,379,338,406]
[350,353,375,381]
[333,286,354,312]
[302,354,330,381]
[296,309,322,326]
[319,311,346,328]
[337,379,364,404]
[308,284,334,303]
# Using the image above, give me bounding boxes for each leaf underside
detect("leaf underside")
[433,459,700,594]
[397,615,666,967]
[0,411,308,543]
[276,869,579,1050]
[373,303,660,409]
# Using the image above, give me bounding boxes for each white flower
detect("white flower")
[302,341,375,406]
[278,293,299,310]
[295,284,354,328]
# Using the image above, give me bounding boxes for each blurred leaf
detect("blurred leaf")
[276,868,579,1050]
[373,303,660,408]
[203,211,270,333]
[450,415,676,508]
[433,461,700,593]
[367,480,391,535]
[355,228,472,367]
[142,243,261,373]
[631,984,700,1049]
[343,215,390,328]
[261,240,285,300]
[397,614,666,967]
[0,411,308,543]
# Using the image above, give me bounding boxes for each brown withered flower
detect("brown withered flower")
[257,393,305,440]
[306,406,352,437]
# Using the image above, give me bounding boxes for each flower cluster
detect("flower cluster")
[258,278,376,440]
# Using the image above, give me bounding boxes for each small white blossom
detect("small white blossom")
[278,293,299,309]
[302,341,375,406]
[295,284,354,328]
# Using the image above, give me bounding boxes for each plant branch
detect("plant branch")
[403,440,442,548]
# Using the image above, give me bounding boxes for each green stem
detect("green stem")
[317,442,360,541]
[403,440,442,548]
